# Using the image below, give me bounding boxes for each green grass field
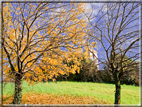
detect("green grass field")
[3,81,140,104]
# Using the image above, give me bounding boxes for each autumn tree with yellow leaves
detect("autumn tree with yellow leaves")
[2,3,93,104]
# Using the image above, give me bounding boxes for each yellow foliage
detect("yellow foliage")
[3,3,96,85]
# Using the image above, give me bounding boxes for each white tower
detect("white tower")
[88,49,99,70]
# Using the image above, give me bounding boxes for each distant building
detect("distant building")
[88,49,99,70]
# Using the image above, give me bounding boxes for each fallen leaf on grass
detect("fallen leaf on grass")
[3,93,110,104]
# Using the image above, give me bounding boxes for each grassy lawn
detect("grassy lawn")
[3,81,140,104]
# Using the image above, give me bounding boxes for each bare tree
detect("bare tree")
[85,3,140,104]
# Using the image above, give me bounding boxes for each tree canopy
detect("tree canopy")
[2,3,94,104]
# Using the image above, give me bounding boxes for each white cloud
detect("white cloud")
[82,3,106,18]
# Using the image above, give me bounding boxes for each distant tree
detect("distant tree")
[59,53,98,82]
[80,56,98,82]
[104,55,139,85]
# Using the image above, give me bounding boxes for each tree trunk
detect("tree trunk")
[12,73,22,104]
[114,71,121,104]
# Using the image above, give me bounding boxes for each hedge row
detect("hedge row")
[57,69,139,86]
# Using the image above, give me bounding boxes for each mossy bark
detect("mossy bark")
[12,74,22,104]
